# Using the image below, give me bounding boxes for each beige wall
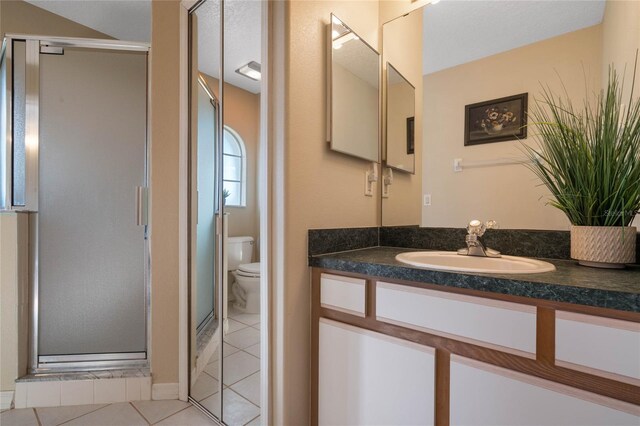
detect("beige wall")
[381,8,423,226]
[150,0,181,386]
[0,0,111,39]
[422,25,603,230]
[602,0,640,96]
[602,0,640,228]
[0,213,29,392]
[285,1,381,423]
[201,75,261,249]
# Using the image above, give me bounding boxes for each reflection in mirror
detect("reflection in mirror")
[381,1,638,230]
[189,0,263,421]
[189,0,222,419]
[328,14,380,162]
[222,1,262,424]
[385,63,416,173]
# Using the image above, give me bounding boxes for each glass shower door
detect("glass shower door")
[37,46,148,366]
[196,81,218,332]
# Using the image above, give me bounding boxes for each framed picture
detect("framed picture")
[406,116,415,154]
[464,93,528,146]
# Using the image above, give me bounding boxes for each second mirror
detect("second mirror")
[385,63,416,173]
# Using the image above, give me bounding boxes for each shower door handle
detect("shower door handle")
[136,186,149,226]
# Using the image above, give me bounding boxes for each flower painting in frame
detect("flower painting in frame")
[464,93,528,146]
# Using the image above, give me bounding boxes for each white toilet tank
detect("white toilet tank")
[227,236,254,270]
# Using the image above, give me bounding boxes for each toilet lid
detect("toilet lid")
[238,262,260,275]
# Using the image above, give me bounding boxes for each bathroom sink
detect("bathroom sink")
[395,251,556,274]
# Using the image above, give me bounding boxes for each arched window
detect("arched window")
[223,126,247,207]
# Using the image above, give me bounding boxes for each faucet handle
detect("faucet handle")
[467,219,486,236]
[485,220,499,230]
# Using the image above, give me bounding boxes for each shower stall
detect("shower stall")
[1,35,150,373]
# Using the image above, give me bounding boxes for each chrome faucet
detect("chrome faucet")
[457,219,501,258]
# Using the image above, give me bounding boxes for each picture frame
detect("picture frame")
[406,116,415,154]
[464,93,528,146]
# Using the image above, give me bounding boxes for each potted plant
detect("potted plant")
[223,188,231,206]
[524,64,640,268]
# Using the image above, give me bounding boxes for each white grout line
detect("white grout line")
[58,404,112,425]
[128,402,151,425]
[150,403,193,425]
[53,404,109,426]
[226,387,260,410]
[32,408,42,426]
[243,414,260,426]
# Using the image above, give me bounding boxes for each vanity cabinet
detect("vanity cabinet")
[450,356,639,426]
[320,273,366,317]
[312,269,640,426]
[318,319,435,425]
[555,310,640,384]
[376,281,537,356]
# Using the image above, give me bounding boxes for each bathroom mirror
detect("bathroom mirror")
[385,62,416,173]
[380,0,637,230]
[189,0,223,419]
[189,0,264,423]
[221,0,263,424]
[327,14,380,163]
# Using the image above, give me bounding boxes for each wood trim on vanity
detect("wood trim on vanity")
[310,268,321,426]
[366,279,376,318]
[536,307,555,365]
[434,350,450,426]
[311,267,640,425]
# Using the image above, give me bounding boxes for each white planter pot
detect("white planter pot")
[570,226,637,268]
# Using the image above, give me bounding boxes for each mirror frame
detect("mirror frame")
[326,13,381,163]
[384,61,416,174]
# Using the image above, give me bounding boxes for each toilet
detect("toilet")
[227,236,260,314]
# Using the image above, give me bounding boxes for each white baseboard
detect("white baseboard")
[1,391,14,410]
[152,383,179,400]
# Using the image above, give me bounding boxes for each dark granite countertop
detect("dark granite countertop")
[309,247,640,313]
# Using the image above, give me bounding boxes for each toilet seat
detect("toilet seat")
[237,262,260,278]
[232,262,261,314]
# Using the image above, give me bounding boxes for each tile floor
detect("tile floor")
[1,309,262,426]
[0,400,216,425]
[190,305,261,426]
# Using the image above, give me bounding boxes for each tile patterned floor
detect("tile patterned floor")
[190,306,261,426]
[1,310,262,426]
[0,400,214,425]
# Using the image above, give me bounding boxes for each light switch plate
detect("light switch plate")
[364,172,373,196]
[453,158,463,172]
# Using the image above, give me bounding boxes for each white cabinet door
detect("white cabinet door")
[556,311,640,385]
[376,282,537,357]
[320,273,366,317]
[319,319,435,426]
[450,356,640,426]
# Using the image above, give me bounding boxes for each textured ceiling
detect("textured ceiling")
[25,0,262,94]
[25,0,151,42]
[422,0,606,75]
[194,0,262,94]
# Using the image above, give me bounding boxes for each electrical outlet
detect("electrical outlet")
[423,194,431,206]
